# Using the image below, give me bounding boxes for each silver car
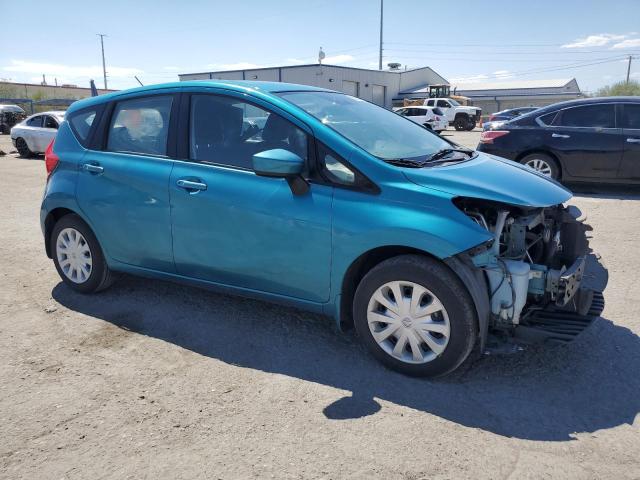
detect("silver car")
[10,111,65,157]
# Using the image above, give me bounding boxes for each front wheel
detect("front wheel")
[353,255,478,377]
[453,116,469,131]
[51,214,117,293]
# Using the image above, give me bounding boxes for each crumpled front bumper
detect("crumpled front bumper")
[514,252,608,345]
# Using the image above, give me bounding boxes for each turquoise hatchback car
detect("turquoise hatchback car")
[41,81,605,376]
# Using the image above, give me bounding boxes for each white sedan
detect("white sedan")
[10,111,65,157]
[394,106,447,132]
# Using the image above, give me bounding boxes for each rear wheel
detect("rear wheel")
[51,214,116,293]
[16,137,34,157]
[520,153,559,180]
[353,255,477,377]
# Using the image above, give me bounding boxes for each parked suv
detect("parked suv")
[394,105,447,132]
[477,97,640,183]
[41,81,606,377]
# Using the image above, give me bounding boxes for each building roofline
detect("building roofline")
[179,63,442,77]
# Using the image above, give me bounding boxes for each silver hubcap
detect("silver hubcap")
[56,228,92,283]
[525,158,553,177]
[367,281,450,364]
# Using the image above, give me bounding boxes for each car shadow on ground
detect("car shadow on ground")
[52,276,640,442]
[570,183,640,200]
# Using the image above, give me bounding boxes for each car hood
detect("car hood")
[403,153,572,207]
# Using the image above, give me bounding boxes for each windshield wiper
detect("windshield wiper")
[384,158,427,168]
[426,148,475,162]
[384,148,476,169]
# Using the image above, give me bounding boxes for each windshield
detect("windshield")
[278,91,450,160]
[448,99,460,107]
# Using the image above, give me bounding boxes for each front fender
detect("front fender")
[327,186,492,317]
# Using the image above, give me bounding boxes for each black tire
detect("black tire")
[464,120,476,131]
[520,153,560,180]
[453,116,469,131]
[50,214,117,293]
[16,137,34,157]
[353,255,478,377]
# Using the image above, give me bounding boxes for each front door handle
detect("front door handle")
[627,138,640,144]
[552,133,570,139]
[83,163,104,174]
[176,179,207,191]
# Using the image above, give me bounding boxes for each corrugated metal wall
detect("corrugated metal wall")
[180,65,447,109]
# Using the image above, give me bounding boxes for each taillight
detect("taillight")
[480,130,510,144]
[45,140,60,176]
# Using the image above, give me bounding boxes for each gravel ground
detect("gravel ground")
[1,131,639,479]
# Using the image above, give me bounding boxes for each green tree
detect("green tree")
[596,80,640,96]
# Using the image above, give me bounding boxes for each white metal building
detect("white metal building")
[179,64,448,109]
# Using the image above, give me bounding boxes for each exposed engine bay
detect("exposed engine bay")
[453,197,608,346]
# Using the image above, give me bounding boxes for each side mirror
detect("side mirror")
[252,148,309,195]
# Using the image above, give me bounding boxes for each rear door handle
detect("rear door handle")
[627,138,640,144]
[552,133,570,139]
[83,163,104,174]
[176,179,207,191]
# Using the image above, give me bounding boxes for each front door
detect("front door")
[547,103,623,179]
[169,92,333,303]
[619,103,640,180]
[76,93,177,272]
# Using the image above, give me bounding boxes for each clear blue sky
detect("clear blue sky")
[2,0,639,92]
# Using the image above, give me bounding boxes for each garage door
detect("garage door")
[342,80,359,97]
[372,84,385,106]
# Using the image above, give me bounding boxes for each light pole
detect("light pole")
[378,0,384,70]
[97,34,108,90]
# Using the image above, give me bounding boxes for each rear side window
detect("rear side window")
[557,104,615,128]
[622,104,640,129]
[538,111,558,126]
[69,109,97,144]
[107,96,173,156]
[27,116,42,127]
[432,107,444,116]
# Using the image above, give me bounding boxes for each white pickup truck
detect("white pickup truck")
[422,98,482,131]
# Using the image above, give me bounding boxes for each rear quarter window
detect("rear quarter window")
[68,106,104,148]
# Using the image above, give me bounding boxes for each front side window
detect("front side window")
[190,94,308,170]
[622,104,640,129]
[44,116,58,129]
[107,95,173,156]
[437,100,450,108]
[557,104,615,128]
[279,91,450,161]
[27,116,42,128]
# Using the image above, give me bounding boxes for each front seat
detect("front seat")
[261,113,307,159]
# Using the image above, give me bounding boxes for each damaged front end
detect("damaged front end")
[452,197,608,350]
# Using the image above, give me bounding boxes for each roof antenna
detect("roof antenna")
[318,47,325,65]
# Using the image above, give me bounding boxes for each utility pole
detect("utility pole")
[378,0,383,70]
[97,34,108,90]
[626,55,632,83]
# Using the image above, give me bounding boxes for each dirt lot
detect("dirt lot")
[1,131,639,479]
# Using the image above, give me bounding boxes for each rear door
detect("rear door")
[76,92,178,272]
[23,115,43,151]
[619,103,640,180]
[546,103,622,179]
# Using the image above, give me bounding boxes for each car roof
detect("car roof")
[66,80,337,114]
[512,96,640,123]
